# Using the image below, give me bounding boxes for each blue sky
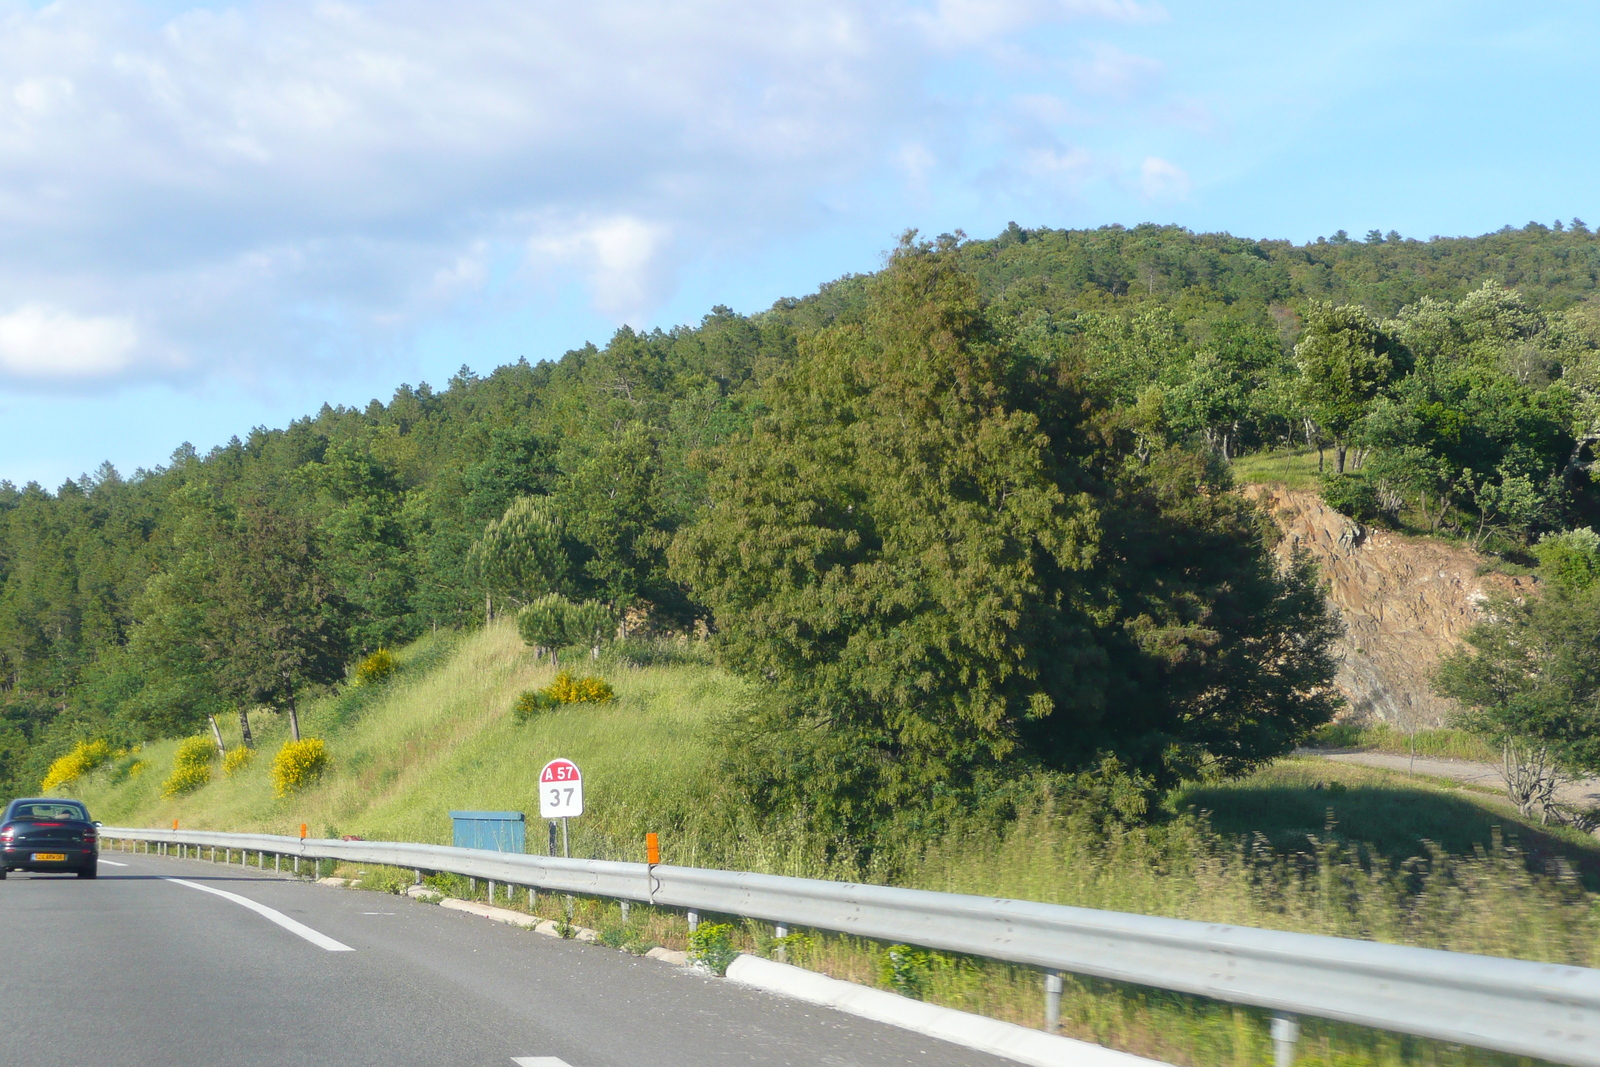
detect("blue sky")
[1,0,1594,488]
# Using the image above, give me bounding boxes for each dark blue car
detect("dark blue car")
[0,798,99,879]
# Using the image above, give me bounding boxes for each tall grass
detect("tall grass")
[1309,722,1501,764]
[1230,448,1327,491]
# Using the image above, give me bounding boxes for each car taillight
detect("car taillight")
[0,827,12,842]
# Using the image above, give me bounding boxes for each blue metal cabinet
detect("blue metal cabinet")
[448,810,526,853]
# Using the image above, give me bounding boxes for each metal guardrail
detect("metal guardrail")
[103,826,1600,1066]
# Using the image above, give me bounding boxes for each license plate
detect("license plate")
[31,853,66,862]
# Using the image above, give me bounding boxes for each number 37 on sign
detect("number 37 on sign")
[539,758,584,819]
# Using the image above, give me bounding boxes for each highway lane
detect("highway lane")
[0,851,1010,1067]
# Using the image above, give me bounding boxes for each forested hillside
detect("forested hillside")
[7,219,1600,829]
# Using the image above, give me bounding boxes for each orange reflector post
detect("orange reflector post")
[300,823,308,840]
[172,819,179,831]
[646,832,660,866]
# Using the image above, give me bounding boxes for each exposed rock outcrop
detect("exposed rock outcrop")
[1243,485,1536,727]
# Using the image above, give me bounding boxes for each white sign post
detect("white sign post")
[539,758,583,857]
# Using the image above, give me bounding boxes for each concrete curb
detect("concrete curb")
[440,897,540,928]
[725,955,1169,1067]
[434,895,599,941]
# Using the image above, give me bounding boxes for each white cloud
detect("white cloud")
[1138,155,1190,200]
[1023,145,1096,183]
[913,0,1164,47]
[0,306,139,380]
[529,216,675,322]
[0,0,1172,389]
[1070,43,1163,99]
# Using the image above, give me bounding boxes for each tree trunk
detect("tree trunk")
[237,705,254,749]
[208,714,226,756]
[285,675,301,742]
[485,591,493,623]
[1334,441,1347,473]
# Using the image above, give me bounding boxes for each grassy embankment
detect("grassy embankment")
[1230,447,1328,491]
[78,623,746,864]
[79,622,1592,1067]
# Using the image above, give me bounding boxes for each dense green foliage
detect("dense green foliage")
[673,236,1339,844]
[7,217,1600,823]
[1435,528,1600,818]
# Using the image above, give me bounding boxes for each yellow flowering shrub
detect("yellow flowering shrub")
[161,762,212,798]
[222,746,254,776]
[271,738,328,797]
[160,735,217,797]
[512,689,558,722]
[545,671,615,705]
[173,735,216,769]
[354,648,395,685]
[40,739,113,792]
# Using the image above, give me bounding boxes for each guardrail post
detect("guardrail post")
[1271,1012,1300,1067]
[1044,971,1063,1032]
[688,909,700,933]
[294,856,300,875]
[414,868,422,885]
[274,854,281,873]
[774,923,788,963]
[620,901,630,923]
[488,880,496,901]
[314,859,321,880]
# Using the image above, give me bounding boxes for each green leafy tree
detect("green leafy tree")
[468,495,571,618]
[146,493,353,742]
[517,593,574,665]
[1294,302,1407,472]
[671,234,1341,849]
[564,599,619,658]
[1435,529,1600,819]
[557,424,675,618]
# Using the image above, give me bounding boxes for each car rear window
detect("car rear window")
[9,802,89,821]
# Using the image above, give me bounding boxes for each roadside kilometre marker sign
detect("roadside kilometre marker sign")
[539,758,584,819]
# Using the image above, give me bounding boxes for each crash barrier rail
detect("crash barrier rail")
[102,825,1600,1067]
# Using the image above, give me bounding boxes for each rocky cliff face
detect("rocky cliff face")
[1243,485,1536,727]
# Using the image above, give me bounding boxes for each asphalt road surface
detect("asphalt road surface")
[0,851,1008,1067]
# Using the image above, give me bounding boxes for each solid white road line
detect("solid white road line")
[165,877,354,952]
[99,860,128,867]
[512,1059,573,1066]
[726,954,1170,1067]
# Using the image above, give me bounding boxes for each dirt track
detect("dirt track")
[1309,749,1600,809]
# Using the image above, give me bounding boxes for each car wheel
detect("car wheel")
[0,867,7,880]
[77,865,97,879]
